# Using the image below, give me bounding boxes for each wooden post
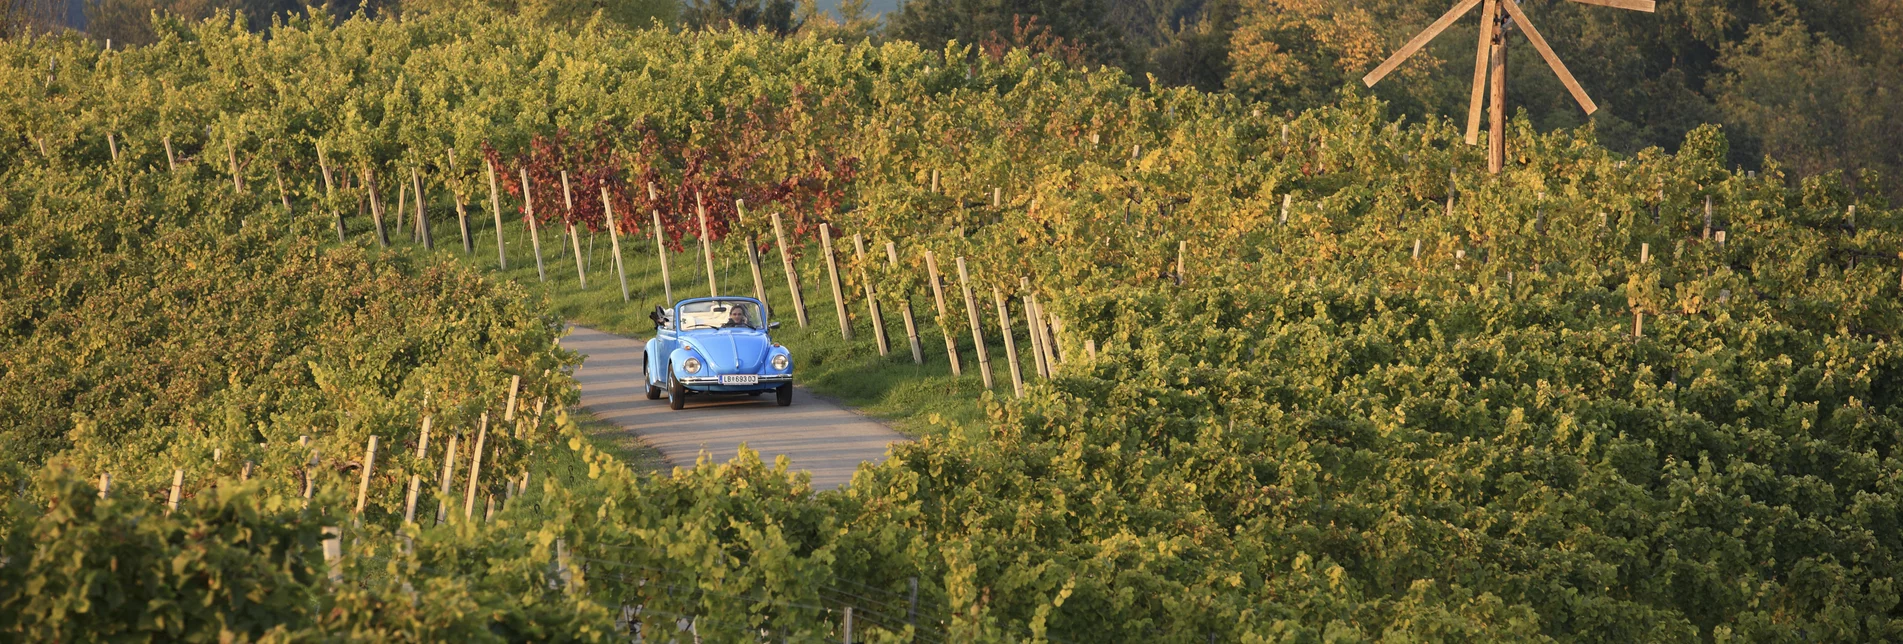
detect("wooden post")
[771,213,808,327]
[505,375,520,422]
[486,160,508,269]
[696,193,717,297]
[436,433,459,524]
[1702,196,1713,240]
[241,461,253,481]
[957,257,991,388]
[98,472,110,499]
[1022,278,1050,378]
[1085,339,1098,360]
[322,526,343,584]
[355,436,379,514]
[412,167,434,250]
[560,171,587,288]
[417,415,432,459]
[447,149,472,254]
[227,139,245,193]
[855,234,890,355]
[1640,242,1650,265]
[886,242,924,364]
[163,135,176,172]
[1487,9,1507,175]
[649,183,673,303]
[747,235,768,306]
[931,169,940,193]
[602,187,630,302]
[821,224,852,339]
[1280,194,1291,225]
[303,447,320,499]
[397,181,411,241]
[994,286,1023,398]
[167,469,183,514]
[1633,310,1644,339]
[403,474,421,523]
[364,166,389,247]
[274,165,292,215]
[1412,239,1422,261]
[924,251,962,375]
[485,495,495,522]
[519,168,548,280]
[320,144,343,243]
[1175,241,1187,284]
[464,413,489,519]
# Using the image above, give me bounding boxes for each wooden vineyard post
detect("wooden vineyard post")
[739,201,768,305]
[1280,194,1291,225]
[486,160,508,269]
[404,475,421,523]
[397,181,411,241]
[464,413,489,520]
[363,166,389,247]
[821,224,852,340]
[647,184,674,303]
[436,434,459,525]
[1488,9,1507,175]
[771,213,808,327]
[505,375,521,422]
[696,193,717,297]
[417,415,432,458]
[602,187,630,302]
[994,286,1024,397]
[226,139,245,193]
[1022,278,1050,378]
[163,135,176,172]
[957,258,991,387]
[274,166,293,217]
[319,143,343,243]
[1633,310,1644,339]
[355,436,379,514]
[1640,243,1650,265]
[447,149,472,254]
[887,242,924,364]
[303,446,321,499]
[167,469,183,514]
[1175,241,1187,284]
[322,527,343,584]
[99,472,111,499]
[241,461,253,481]
[562,171,587,289]
[521,168,546,282]
[412,167,433,250]
[855,234,890,355]
[1412,239,1422,261]
[923,251,962,375]
[1085,339,1098,361]
[1703,196,1713,240]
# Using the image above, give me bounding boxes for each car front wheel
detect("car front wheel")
[776,383,793,407]
[668,370,687,410]
[646,376,663,400]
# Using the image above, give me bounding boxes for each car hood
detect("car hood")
[683,331,772,372]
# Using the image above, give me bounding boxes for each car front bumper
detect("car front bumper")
[678,373,793,387]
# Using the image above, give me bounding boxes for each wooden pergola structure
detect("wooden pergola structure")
[1363,0,1655,174]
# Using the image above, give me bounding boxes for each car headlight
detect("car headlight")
[772,354,790,370]
[683,357,702,374]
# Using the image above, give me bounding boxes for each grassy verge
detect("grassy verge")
[363,210,1014,441]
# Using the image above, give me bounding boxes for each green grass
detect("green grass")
[345,204,1023,441]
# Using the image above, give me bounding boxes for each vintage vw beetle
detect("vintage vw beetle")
[644,296,794,409]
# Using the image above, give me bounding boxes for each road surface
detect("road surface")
[561,324,905,490]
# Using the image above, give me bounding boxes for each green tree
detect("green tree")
[889,0,1130,67]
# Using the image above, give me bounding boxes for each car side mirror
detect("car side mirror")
[767,321,781,330]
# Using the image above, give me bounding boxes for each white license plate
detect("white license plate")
[720,374,759,385]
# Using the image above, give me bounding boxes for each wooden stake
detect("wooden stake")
[856,234,890,355]
[355,436,379,514]
[924,251,962,375]
[486,160,508,269]
[1702,196,1713,240]
[274,165,293,216]
[931,169,940,193]
[1633,310,1644,338]
[562,171,587,289]
[887,242,924,364]
[227,139,245,193]
[320,144,343,243]
[241,461,253,481]
[1280,194,1291,225]
[364,166,389,247]
[413,167,434,250]
[322,526,343,584]
[747,234,768,306]
[163,135,176,172]
[1175,241,1187,284]
[1640,242,1650,265]
[505,375,521,422]
[404,474,421,523]
[1487,9,1508,174]
[436,434,459,524]
[464,413,488,519]
[994,287,1023,397]
[958,257,992,388]
[771,213,808,327]
[517,168,547,280]
[1085,339,1097,360]
[167,469,183,514]
[106,132,118,161]
[98,472,110,499]
[417,415,432,458]
[821,224,852,339]
[1412,239,1422,261]
[696,193,717,297]
[304,447,321,499]
[649,183,673,303]
[602,187,629,302]
[1022,278,1050,378]
[397,180,412,241]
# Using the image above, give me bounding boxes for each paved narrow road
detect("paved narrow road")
[561,324,905,490]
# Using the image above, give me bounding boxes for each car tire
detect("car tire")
[776,383,793,407]
[668,370,687,410]
[646,377,663,400]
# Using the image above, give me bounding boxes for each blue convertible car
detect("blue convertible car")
[644,297,794,409]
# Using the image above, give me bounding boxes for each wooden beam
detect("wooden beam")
[1566,0,1653,11]
[1363,0,1485,87]
[1502,0,1599,115]
[1466,0,1499,145]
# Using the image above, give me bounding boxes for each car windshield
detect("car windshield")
[677,300,764,331]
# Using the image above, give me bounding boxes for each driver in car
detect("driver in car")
[723,306,753,329]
